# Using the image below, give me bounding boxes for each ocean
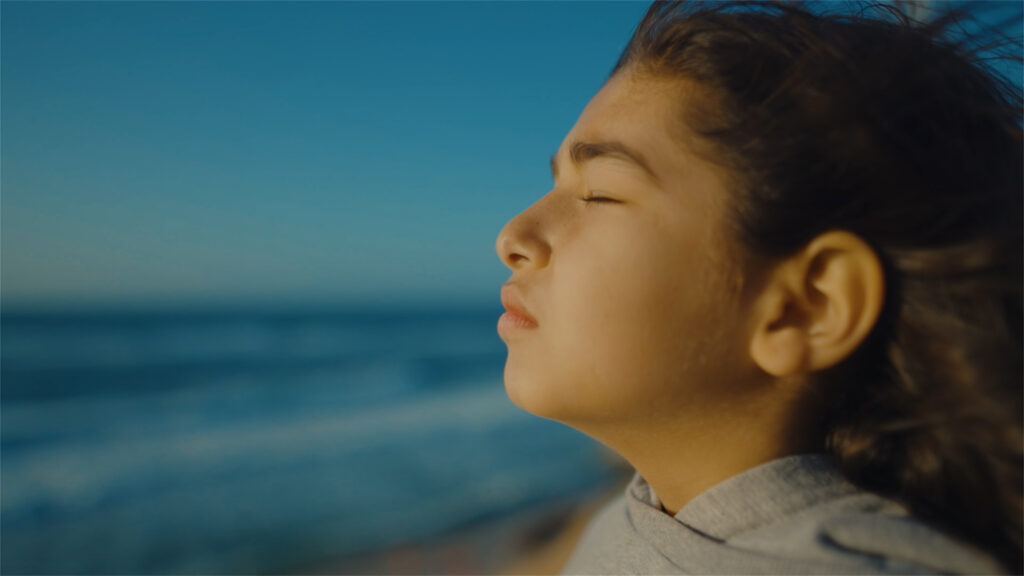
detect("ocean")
[1,306,620,574]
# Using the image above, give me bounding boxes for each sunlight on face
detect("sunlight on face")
[495,71,753,431]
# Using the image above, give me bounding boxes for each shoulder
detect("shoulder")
[561,456,1005,575]
[728,489,1004,574]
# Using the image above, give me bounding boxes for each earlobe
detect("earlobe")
[748,231,885,378]
[750,287,811,377]
[752,325,809,376]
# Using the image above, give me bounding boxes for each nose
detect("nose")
[496,203,551,271]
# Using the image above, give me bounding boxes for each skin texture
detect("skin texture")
[495,70,885,515]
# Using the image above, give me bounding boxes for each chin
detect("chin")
[503,362,557,417]
[502,363,542,413]
[502,361,590,424]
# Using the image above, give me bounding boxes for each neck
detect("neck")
[584,393,823,515]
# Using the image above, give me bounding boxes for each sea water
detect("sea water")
[1,306,617,573]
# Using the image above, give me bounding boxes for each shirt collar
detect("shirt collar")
[630,453,859,541]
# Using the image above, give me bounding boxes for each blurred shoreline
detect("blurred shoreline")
[305,468,632,575]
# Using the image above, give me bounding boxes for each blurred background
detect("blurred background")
[2,1,1020,574]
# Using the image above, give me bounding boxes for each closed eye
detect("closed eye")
[579,193,620,204]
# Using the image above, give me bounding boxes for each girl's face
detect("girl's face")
[496,72,755,430]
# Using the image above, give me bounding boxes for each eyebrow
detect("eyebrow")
[550,140,659,183]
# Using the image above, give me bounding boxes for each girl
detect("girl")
[495,1,1022,574]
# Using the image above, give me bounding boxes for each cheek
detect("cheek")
[552,227,727,416]
[502,228,668,419]
[501,211,744,423]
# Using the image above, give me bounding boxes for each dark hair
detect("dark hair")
[615,1,1023,571]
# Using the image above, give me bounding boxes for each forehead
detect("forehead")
[558,72,697,180]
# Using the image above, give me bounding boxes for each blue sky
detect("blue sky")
[3,1,650,308]
[2,1,1020,309]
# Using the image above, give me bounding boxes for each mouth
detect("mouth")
[499,284,538,333]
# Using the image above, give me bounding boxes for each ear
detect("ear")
[748,231,885,377]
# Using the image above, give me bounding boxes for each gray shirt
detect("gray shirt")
[562,454,1004,575]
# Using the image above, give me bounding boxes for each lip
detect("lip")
[499,284,538,332]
